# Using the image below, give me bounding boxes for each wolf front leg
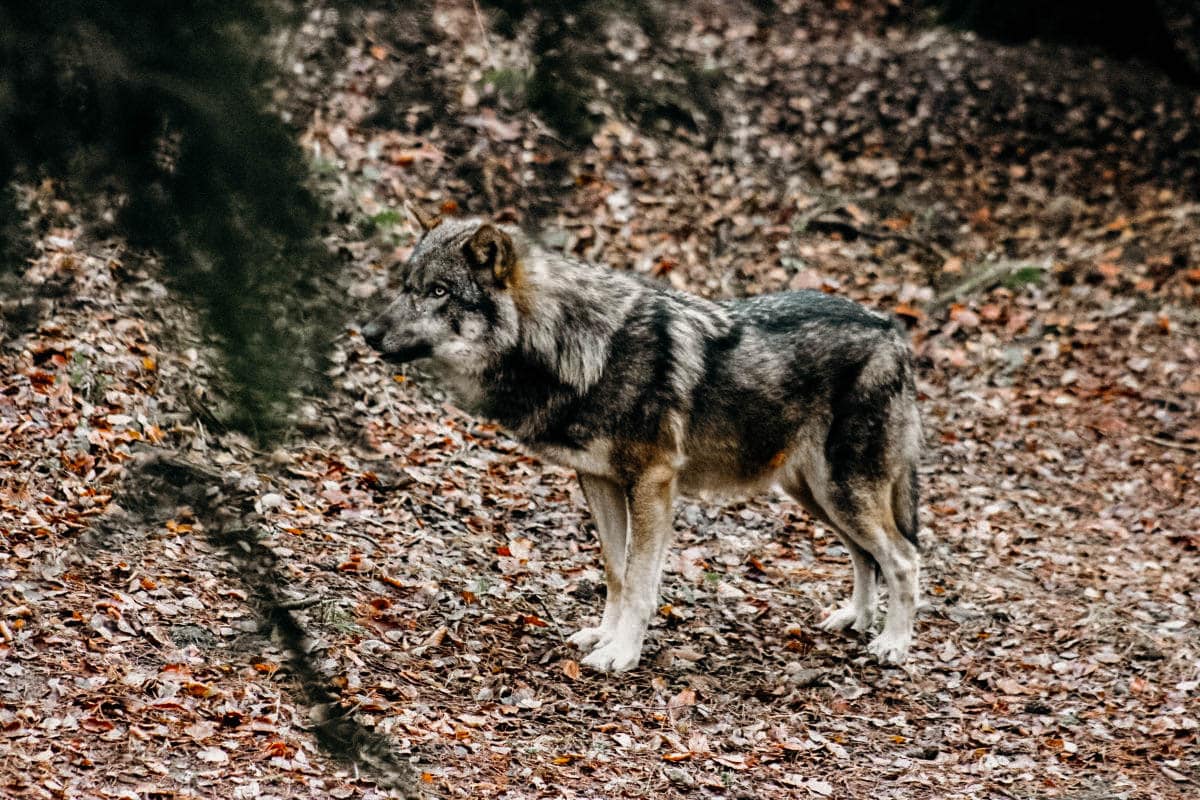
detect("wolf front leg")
[569,474,629,652]
[581,466,675,673]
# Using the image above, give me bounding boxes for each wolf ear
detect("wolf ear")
[406,203,442,233]
[463,224,518,284]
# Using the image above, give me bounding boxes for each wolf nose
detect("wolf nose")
[361,323,385,351]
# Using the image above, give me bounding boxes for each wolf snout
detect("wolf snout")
[360,320,386,351]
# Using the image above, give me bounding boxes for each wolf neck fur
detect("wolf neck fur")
[510,247,634,394]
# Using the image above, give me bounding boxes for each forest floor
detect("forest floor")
[2,1,1199,798]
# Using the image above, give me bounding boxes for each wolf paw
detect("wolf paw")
[567,626,611,652]
[581,640,641,673]
[819,605,874,634]
[867,631,911,664]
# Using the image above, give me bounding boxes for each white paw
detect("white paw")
[867,631,911,664]
[819,605,874,634]
[567,626,611,652]
[581,640,641,673]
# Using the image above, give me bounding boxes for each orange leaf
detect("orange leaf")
[264,740,294,758]
[380,573,406,589]
[668,687,697,710]
[842,203,868,224]
[562,659,581,680]
[662,751,693,762]
[652,257,678,276]
[892,303,923,322]
[552,753,585,765]
[27,370,55,393]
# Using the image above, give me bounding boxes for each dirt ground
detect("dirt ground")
[1,1,1198,798]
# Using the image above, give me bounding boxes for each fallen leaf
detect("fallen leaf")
[807,779,834,797]
[197,747,228,764]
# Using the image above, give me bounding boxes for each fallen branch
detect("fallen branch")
[1138,435,1200,453]
[805,215,954,262]
[927,259,1045,315]
[1082,202,1200,240]
[275,595,323,610]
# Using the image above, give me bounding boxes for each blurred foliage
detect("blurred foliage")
[0,0,719,439]
[0,1,337,438]
[483,0,722,143]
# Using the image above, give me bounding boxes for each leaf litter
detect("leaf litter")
[1,1,1198,798]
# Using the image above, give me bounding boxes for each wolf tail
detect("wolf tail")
[892,461,920,547]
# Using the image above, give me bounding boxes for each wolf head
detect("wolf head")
[362,214,523,375]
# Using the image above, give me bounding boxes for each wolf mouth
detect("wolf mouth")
[378,343,434,364]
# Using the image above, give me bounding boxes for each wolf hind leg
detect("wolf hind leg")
[570,474,629,653]
[782,474,878,634]
[827,488,920,664]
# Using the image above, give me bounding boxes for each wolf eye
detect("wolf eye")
[428,285,447,298]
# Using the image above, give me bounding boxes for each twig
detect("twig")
[526,593,560,631]
[1138,435,1200,453]
[885,230,954,262]
[803,216,953,262]
[1082,202,1200,240]
[471,0,495,69]
[339,527,383,551]
[276,595,323,610]
[927,259,1044,315]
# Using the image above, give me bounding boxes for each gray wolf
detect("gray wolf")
[362,211,923,673]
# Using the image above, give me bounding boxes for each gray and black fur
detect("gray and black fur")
[364,213,923,672]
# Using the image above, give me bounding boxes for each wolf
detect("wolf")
[362,210,923,673]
